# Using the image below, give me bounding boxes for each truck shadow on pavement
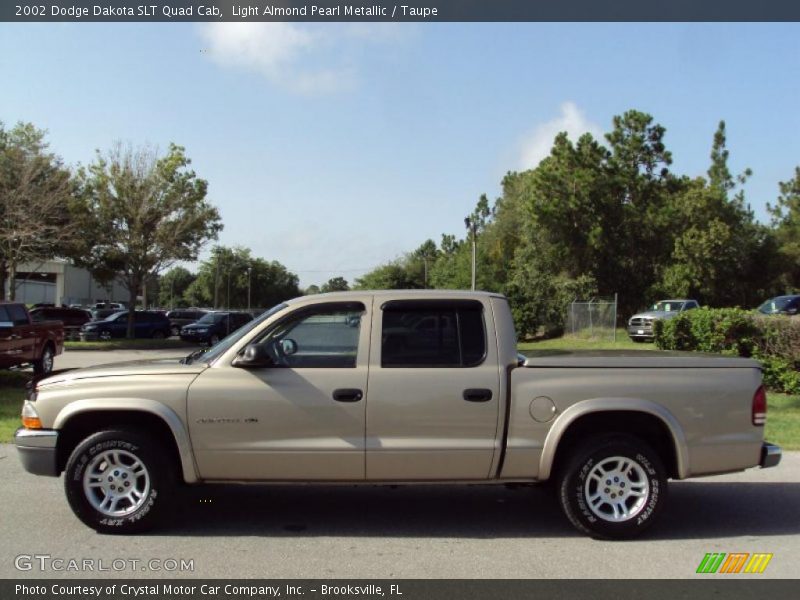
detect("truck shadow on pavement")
[160,480,800,540]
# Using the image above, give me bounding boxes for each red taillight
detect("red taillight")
[752,385,767,426]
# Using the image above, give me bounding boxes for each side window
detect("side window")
[0,306,10,323]
[257,304,364,368]
[7,305,29,326]
[381,302,486,368]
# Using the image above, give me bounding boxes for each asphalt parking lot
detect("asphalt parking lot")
[2,348,798,579]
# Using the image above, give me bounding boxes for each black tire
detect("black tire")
[33,344,54,375]
[151,329,166,340]
[64,430,174,534]
[99,330,112,341]
[171,326,180,338]
[209,334,220,346]
[556,434,667,540]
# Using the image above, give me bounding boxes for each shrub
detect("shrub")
[654,308,799,393]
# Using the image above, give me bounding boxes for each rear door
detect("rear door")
[366,299,501,480]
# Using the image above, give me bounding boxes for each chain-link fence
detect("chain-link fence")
[566,295,618,341]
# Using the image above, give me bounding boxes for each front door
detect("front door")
[188,300,371,481]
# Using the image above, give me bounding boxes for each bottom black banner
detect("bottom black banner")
[2,580,798,600]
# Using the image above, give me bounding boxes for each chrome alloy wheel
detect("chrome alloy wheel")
[583,456,650,522]
[82,449,151,517]
[41,348,54,373]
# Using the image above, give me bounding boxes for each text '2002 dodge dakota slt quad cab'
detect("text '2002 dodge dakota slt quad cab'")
[15,291,781,539]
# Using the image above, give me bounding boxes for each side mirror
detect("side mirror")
[279,338,298,356]
[232,344,274,368]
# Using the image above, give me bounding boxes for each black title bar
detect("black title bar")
[3,0,800,22]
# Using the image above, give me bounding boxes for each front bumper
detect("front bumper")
[79,331,100,341]
[760,442,782,468]
[627,325,654,338]
[180,331,210,343]
[14,428,59,477]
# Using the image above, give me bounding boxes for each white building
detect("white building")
[10,259,129,307]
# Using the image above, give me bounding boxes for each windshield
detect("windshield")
[195,313,226,325]
[758,297,796,314]
[651,301,684,312]
[185,303,288,365]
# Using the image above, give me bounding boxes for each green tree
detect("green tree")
[304,284,321,295]
[75,143,222,337]
[184,245,300,309]
[158,266,196,308]
[0,121,77,299]
[769,166,800,289]
[320,276,350,293]
[354,262,420,290]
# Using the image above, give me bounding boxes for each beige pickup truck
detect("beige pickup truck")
[15,291,781,539]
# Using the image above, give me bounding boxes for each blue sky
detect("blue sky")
[1,22,799,287]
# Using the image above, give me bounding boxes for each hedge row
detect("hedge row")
[653,308,800,394]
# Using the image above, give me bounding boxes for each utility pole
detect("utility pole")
[247,266,252,311]
[213,259,219,309]
[226,269,231,310]
[464,216,477,291]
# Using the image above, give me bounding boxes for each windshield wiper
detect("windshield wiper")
[181,347,209,365]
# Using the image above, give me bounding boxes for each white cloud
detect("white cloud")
[198,23,409,94]
[519,102,603,169]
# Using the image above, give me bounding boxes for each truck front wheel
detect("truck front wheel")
[557,434,667,539]
[64,430,174,534]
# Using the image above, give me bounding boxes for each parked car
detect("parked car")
[627,299,700,342]
[30,307,93,341]
[166,308,208,337]
[79,311,172,341]
[0,302,64,375]
[756,294,800,316]
[180,311,253,345]
[16,291,780,538]
[91,302,125,310]
[90,307,125,321]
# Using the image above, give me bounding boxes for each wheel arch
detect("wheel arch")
[539,398,689,481]
[54,400,198,483]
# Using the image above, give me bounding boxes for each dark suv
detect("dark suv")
[165,309,208,337]
[30,307,93,340]
[180,311,253,345]
[80,311,172,341]
[757,295,800,316]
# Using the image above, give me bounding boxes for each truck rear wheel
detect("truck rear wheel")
[556,434,667,539]
[64,430,174,534]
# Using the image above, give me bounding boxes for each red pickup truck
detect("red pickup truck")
[0,302,64,375]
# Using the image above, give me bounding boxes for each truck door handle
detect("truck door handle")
[463,388,493,402]
[332,388,363,402]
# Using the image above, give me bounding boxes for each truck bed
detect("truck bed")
[521,349,761,369]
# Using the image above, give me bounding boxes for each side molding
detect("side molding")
[53,399,199,484]
[538,397,689,481]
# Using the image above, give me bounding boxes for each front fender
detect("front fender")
[54,398,199,483]
[538,397,689,480]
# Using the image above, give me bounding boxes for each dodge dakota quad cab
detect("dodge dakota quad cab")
[14,291,781,539]
[0,302,64,375]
